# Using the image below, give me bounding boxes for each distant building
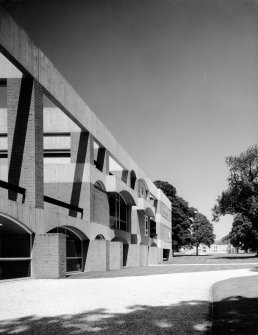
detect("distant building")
[181,244,232,255]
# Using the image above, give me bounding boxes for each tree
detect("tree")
[191,213,215,255]
[229,214,258,252]
[212,145,258,248]
[213,145,258,224]
[154,180,196,252]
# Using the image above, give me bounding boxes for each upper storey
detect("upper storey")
[0,6,171,210]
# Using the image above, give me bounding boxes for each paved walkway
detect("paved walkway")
[0,254,257,334]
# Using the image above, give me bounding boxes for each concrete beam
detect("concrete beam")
[0,6,167,199]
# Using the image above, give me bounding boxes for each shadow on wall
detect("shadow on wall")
[212,296,258,335]
[0,301,211,334]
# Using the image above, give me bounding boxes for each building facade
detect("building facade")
[0,7,172,280]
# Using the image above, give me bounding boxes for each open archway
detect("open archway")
[0,213,33,280]
[111,236,129,267]
[95,234,105,240]
[48,226,88,273]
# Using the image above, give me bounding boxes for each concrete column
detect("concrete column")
[148,246,159,265]
[140,245,148,266]
[7,77,44,208]
[158,247,163,263]
[84,240,108,272]
[31,233,66,279]
[104,151,110,175]
[108,241,123,270]
[126,244,141,267]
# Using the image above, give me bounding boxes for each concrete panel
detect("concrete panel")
[31,233,66,279]
[108,241,122,270]
[158,248,163,263]
[126,244,141,268]
[0,6,169,200]
[84,240,108,272]
[148,246,159,265]
[140,244,148,266]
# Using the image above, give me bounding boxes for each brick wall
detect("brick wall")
[7,78,44,208]
[92,186,109,226]
[31,233,66,279]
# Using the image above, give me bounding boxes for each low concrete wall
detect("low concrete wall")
[148,246,159,265]
[158,247,164,263]
[140,245,148,266]
[108,241,123,270]
[126,244,141,267]
[31,233,66,279]
[84,240,108,272]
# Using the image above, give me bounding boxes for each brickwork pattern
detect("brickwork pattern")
[93,186,109,226]
[7,78,43,208]
[31,233,66,279]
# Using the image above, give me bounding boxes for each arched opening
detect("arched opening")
[130,170,136,190]
[95,180,106,191]
[93,181,109,226]
[111,237,129,267]
[138,179,149,200]
[95,234,105,240]
[108,193,132,232]
[0,214,33,280]
[48,226,88,273]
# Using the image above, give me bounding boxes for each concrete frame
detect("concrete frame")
[0,6,172,279]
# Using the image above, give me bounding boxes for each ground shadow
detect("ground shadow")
[0,300,211,335]
[212,274,258,334]
[212,296,258,334]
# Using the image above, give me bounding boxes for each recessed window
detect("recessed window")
[145,215,149,236]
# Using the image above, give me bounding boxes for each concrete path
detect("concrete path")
[0,268,257,334]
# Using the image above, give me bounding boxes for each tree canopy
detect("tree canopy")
[191,213,215,255]
[229,214,258,252]
[213,145,258,230]
[154,180,196,251]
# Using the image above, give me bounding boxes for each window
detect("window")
[108,193,131,232]
[145,215,149,236]
[130,170,136,189]
[138,179,149,200]
[0,134,7,158]
[43,133,71,163]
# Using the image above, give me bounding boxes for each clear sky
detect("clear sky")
[6,0,258,239]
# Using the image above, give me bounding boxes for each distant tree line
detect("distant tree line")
[154,180,215,255]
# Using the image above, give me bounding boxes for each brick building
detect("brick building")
[0,7,172,280]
